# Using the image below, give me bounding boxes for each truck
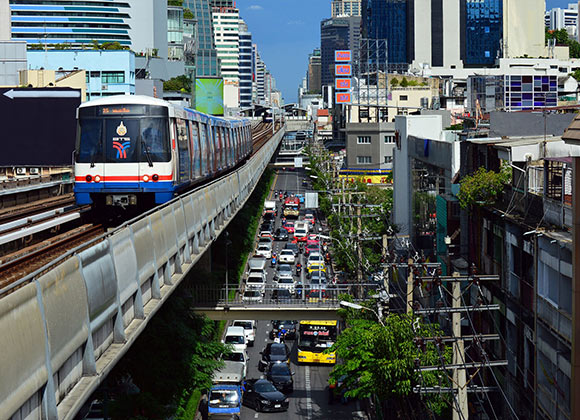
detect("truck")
[263,200,277,217]
[283,197,300,218]
[208,361,245,419]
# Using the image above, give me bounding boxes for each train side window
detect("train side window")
[189,120,202,177]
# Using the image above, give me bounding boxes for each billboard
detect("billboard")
[335,92,352,104]
[335,78,351,90]
[0,88,81,166]
[335,64,352,76]
[195,77,224,115]
[335,50,351,62]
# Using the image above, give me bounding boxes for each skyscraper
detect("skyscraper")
[183,0,221,77]
[320,16,361,88]
[212,5,239,81]
[464,0,502,66]
[308,48,322,94]
[331,0,361,17]
[239,20,253,108]
[361,0,407,65]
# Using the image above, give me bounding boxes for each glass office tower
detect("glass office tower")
[361,0,407,65]
[183,0,221,77]
[464,0,502,66]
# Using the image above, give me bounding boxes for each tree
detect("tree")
[457,165,511,209]
[390,77,400,87]
[572,69,580,82]
[183,8,194,19]
[329,303,452,416]
[400,77,409,87]
[163,75,193,93]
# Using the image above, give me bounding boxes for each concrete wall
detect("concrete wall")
[503,0,545,59]
[412,0,432,67]
[0,0,9,40]
[0,40,26,87]
[127,0,168,59]
[345,122,395,169]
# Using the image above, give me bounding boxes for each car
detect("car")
[242,289,263,303]
[307,254,325,268]
[307,234,319,243]
[274,264,294,281]
[232,320,256,347]
[304,213,316,227]
[261,221,275,232]
[258,342,291,371]
[260,231,273,239]
[243,378,289,412]
[266,362,294,393]
[223,326,247,352]
[284,242,299,256]
[269,320,298,340]
[275,277,296,294]
[304,242,320,256]
[263,212,276,222]
[222,350,248,378]
[282,221,295,234]
[274,227,289,241]
[258,236,273,246]
[307,264,327,276]
[309,270,327,283]
[309,275,327,288]
[278,249,295,264]
[305,289,330,302]
[272,288,293,302]
[246,272,266,294]
[294,222,308,242]
[256,243,272,259]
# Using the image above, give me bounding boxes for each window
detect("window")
[384,156,393,164]
[384,135,394,143]
[101,71,125,84]
[357,156,372,164]
[357,136,371,144]
[400,95,408,101]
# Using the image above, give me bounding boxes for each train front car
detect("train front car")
[74,96,174,212]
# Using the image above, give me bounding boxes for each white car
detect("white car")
[307,254,325,268]
[275,277,296,294]
[274,264,294,282]
[278,249,296,264]
[242,289,263,304]
[256,243,272,259]
[232,320,256,347]
[223,326,247,352]
[222,350,249,378]
[246,272,266,294]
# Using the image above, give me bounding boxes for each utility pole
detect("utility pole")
[452,272,468,420]
[357,203,363,297]
[407,258,414,314]
[382,233,389,310]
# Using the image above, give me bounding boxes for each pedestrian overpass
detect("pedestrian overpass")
[0,128,286,420]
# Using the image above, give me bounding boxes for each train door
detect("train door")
[206,123,216,173]
[189,120,202,179]
[217,125,224,170]
[176,119,190,185]
[103,118,140,188]
[198,121,209,176]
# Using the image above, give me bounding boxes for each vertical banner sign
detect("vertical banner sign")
[335,78,351,90]
[335,64,352,77]
[335,50,351,62]
[335,92,352,104]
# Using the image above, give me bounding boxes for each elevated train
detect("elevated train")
[74,95,252,211]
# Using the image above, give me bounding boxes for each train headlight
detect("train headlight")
[94,175,101,183]
[152,174,159,182]
[85,175,92,183]
[143,175,149,182]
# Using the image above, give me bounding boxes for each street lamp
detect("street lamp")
[339,300,384,326]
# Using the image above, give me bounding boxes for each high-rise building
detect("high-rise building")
[183,0,221,77]
[212,6,239,81]
[238,20,253,108]
[210,0,233,7]
[1,0,10,40]
[8,0,131,47]
[167,5,184,60]
[545,2,579,40]
[502,0,545,59]
[361,0,407,65]
[254,46,265,103]
[126,0,169,59]
[308,48,321,94]
[464,0,502,66]
[320,16,361,88]
[331,0,361,17]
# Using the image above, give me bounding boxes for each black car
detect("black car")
[274,227,289,241]
[243,378,289,412]
[266,362,294,393]
[258,342,291,371]
[272,288,293,302]
[284,242,299,256]
[269,320,298,340]
[260,220,275,231]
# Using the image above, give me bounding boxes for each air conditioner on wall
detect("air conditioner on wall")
[29,168,40,175]
[15,167,26,176]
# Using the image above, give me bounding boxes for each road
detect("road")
[239,163,361,419]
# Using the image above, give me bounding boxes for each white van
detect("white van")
[294,221,309,241]
[232,320,257,347]
[223,326,247,352]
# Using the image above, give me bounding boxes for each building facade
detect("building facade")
[212,5,239,81]
[184,0,220,77]
[9,0,131,47]
[320,16,361,88]
[361,0,407,65]
[545,2,579,40]
[331,0,361,17]
[464,0,503,66]
[238,22,253,108]
[307,48,321,94]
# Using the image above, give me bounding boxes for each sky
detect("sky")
[236,0,577,104]
[236,0,329,104]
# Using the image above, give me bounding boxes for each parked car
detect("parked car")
[278,249,295,264]
[274,227,289,241]
[269,320,298,340]
[243,379,289,412]
[266,362,294,393]
[258,342,291,371]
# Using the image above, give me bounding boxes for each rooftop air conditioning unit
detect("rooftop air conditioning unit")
[29,168,40,175]
[15,167,26,176]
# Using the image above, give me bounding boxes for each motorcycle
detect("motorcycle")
[271,253,277,267]
[296,263,302,276]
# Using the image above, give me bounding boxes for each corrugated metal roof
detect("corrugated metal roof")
[562,113,580,143]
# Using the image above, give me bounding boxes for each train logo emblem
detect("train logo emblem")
[113,121,130,159]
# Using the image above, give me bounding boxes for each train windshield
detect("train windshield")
[77,116,170,163]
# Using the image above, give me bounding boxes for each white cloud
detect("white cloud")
[248,5,263,10]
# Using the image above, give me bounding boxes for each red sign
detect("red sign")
[335,92,352,104]
[335,78,351,90]
[335,50,351,62]
[335,64,352,76]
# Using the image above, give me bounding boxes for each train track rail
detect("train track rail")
[0,224,104,295]
[0,193,76,225]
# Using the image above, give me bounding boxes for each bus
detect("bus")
[297,320,338,364]
[283,196,300,218]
